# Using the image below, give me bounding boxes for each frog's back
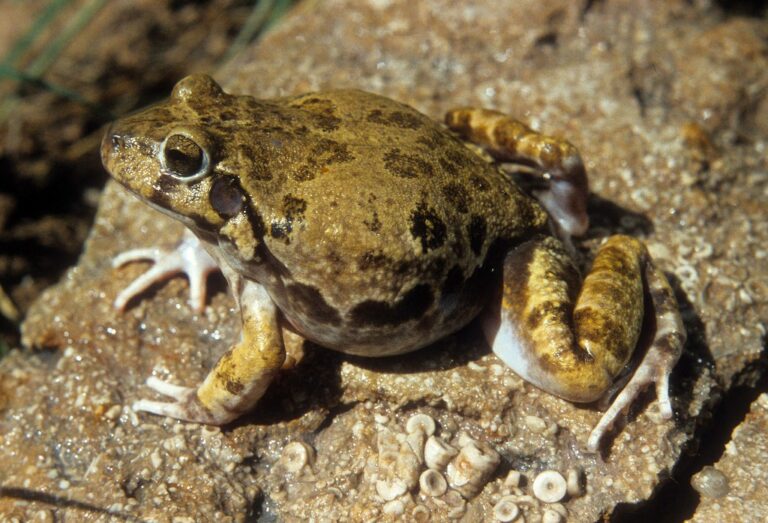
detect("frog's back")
[230,89,547,354]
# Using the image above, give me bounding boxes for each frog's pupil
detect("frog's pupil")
[165,134,203,177]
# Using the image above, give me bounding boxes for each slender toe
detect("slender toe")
[112,232,219,312]
[133,399,188,419]
[145,376,194,398]
[112,248,162,267]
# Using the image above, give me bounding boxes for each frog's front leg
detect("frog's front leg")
[445,108,589,237]
[133,281,285,424]
[113,229,218,313]
[484,235,685,451]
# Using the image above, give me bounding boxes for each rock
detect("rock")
[2,0,766,520]
[688,394,768,522]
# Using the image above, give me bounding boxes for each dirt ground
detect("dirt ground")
[1,1,767,521]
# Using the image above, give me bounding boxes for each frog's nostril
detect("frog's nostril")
[111,134,124,150]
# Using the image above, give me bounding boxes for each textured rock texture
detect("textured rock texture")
[688,394,768,523]
[2,0,766,521]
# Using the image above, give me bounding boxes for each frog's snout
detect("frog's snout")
[101,124,124,169]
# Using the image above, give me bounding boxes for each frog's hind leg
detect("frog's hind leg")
[133,281,285,424]
[445,108,588,237]
[484,235,685,451]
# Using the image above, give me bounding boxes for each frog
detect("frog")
[101,74,685,451]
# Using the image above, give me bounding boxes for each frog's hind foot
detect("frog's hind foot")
[445,108,589,238]
[484,235,685,452]
[113,231,218,313]
[586,263,685,451]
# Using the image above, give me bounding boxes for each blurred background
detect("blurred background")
[0,0,297,353]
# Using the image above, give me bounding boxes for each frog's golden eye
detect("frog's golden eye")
[161,131,210,182]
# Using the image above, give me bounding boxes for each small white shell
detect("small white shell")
[406,430,426,464]
[493,495,520,522]
[278,441,315,473]
[457,431,477,448]
[504,470,522,488]
[378,449,400,470]
[377,442,421,495]
[542,508,564,523]
[382,498,405,515]
[691,466,729,498]
[376,477,407,501]
[524,415,547,433]
[377,427,400,453]
[406,413,436,436]
[419,469,448,497]
[446,441,501,498]
[533,470,567,503]
[424,435,458,471]
[412,504,431,522]
[396,443,421,489]
[444,489,467,519]
[566,468,583,497]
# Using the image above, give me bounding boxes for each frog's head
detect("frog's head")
[101,74,255,236]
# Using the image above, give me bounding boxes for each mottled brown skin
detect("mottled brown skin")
[103,75,684,450]
[103,74,548,355]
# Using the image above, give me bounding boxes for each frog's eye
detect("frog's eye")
[161,131,210,182]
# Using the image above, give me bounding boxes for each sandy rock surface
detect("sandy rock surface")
[688,394,768,523]
[2,0,766,521]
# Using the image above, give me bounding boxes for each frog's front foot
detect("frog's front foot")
[132,281,286,425]
[133,376,230,425]
[112,231,218,312]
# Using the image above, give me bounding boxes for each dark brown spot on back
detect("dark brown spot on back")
[438,157,459,177]
[384,148,434,178]
[223,377,244,395]
[367,109,423,129]
[468,215,487,255]
[411,202,447,251]
[469,174,490,191]
[364,210,382,232]
[442,182,469,214]
[283,194,307,219]
[293,165,315,182]
[388,111,423,129]
[312,139,353,164]
[270,195,307,243]
[357,251,390,271]
[271,221,291,240]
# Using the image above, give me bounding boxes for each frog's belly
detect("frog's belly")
[285,300,485,357]
[270,276,493,357]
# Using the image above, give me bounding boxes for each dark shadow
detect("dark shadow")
[344,321,488,375]
[0,486,141,521]
[507,169,654,237]
[581,0,606,19]
[227,342,345,429]
[715,0,768,16]
[226,320,489,430]
[584,193,654,237]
